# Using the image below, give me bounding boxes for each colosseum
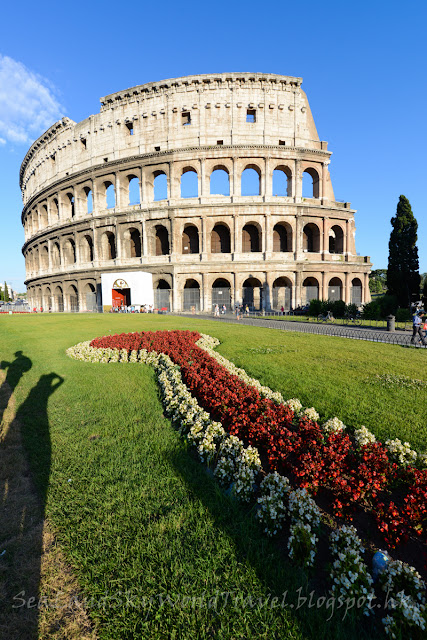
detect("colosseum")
[21,72,371,313]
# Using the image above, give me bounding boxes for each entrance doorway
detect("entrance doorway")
[112,288,131,308]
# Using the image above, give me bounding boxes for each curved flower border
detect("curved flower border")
[66,334,426,635]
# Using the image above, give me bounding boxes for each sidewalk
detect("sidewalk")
[175,313,427,347]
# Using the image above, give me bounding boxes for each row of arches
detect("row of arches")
[26,221,346,273]
[25,163,325,236]
[27,275,364,314]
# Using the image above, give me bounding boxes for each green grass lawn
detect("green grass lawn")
[0,313,426,640]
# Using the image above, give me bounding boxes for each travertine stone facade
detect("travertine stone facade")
[21,72,371,312]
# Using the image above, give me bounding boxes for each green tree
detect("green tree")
[4,282,9,302]
[386,195,420,308]
[369,269,387,294]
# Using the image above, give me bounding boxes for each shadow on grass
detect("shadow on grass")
[169,447,377,640]
[0,360,63,640]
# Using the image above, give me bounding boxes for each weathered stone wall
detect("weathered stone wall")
[20,72,371,312]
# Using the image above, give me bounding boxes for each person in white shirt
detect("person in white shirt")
[411,312,426,346]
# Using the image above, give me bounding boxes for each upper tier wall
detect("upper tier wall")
[20,73,324,205]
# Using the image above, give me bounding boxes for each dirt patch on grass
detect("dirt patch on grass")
[0,371,97,640]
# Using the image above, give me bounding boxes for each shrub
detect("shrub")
[396,307,412,322]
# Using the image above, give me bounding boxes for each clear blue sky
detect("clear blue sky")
[1,0,426,292]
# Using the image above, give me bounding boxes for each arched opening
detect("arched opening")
[155,225,169,256]
[53,286,64,312]
[183,279,200,311]
[84,187,93,214]
[33,248,40,272]
[102,231,116,260]
[241,166,261,196]
[51,243,61,267]
[328,277,343,301]
[105,182,116,209]
[351,278,362,305]
[210,167,230,196]
[180,168,198,198]
[242,277,263,311]
[272,277,292,311]
[40,205,48,227]
[128,176,140,205]
[303,277,319,304]
[154,279,171,311]
[68,285,79,312]
[242,224,261,252]
[44,286,52,311]
[273,167,291,197]
[211,278,231,311]
[80,235,94,263]
[129,228,142,258]
[63,238,76,265]
[182,225,199,254]
[84,283,97,312]
[329,225,344,254]
[153,171,167,201]
[53,198,59,221]
[67,192,75,218]
[211,224,231,253]
[40,246,49,270]
[303,223,320,253]
[302,168,320,198]
[273,223,292,252]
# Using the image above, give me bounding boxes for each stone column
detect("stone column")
[264,157,272,197]
[265,213,272,256]
[344,272,350,304]
[295,270,302,307]
[232,158,239,198]
[322,218,328,255]
[295,159,302,200]
[322,162,329,201]
[202,273,209,312]
[322,271,329,300]
[115,173,122,209]
[142,216,148,257]
[169,162,179,200]
[363,272,369,304]
[172,275,180,312]
[295,214,303,257]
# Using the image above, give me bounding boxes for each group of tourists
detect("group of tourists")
[110,304,154,313]
[411,309,427,346]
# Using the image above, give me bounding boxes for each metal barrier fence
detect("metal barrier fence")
[175,313,424,348]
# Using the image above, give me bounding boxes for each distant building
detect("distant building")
[20,73,371,312]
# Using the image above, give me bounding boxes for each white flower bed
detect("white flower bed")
[379,560,426,638]
[256,472,290,536]
[354,425,376,447]
[322,417,346,436]
[329,525,374,617]
[385,438,418,466]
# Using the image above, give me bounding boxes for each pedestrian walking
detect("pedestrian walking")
[411,312,427,346]
[214,304,219,317]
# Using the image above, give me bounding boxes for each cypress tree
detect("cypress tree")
[386,195,420,308]
[4,282,9,302]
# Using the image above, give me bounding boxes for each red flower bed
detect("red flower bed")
[90,330,427,553]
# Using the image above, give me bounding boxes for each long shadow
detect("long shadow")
[169,447,377,640]
[0,351,32,424]
[0,366,63,640]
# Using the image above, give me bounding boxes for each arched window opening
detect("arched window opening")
[40,246,49,270]
[241,166,261,196]
[84,188,93,214]
[302,168,320,198]
[242,277,263,311]
[63,239,76,265]
[351,278,362,306]
[102,232,116,260]
[105,183,116,209]
[68,285,79,312]
[210,168,230,196]
[53,198,59,221]
[303,223,320,253]
[44,287,52,311]
[328,277,343,301]
[273,168,291,197]
[67,192,75,217]
[52,243,61,267]
[129,228,142,258]
[155,225,169,256]
[153,172,167,201]
[154,279,171,311]
[211,278,231,311]
[211,224,231,253]
[40,205,48,227]
[273,223,292,252]
[183,279,200,312]
[128,176,140,205]
[303,277,319,304]
[182,225,199,254]
[329,225,344,254]
[84,283,97,312]
[81,235,94,263]
[272,277,292,311]
[54,286,64,312]
[181,169,198,198]
[242,224,261,252]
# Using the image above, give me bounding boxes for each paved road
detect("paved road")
[175,313,427,348]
